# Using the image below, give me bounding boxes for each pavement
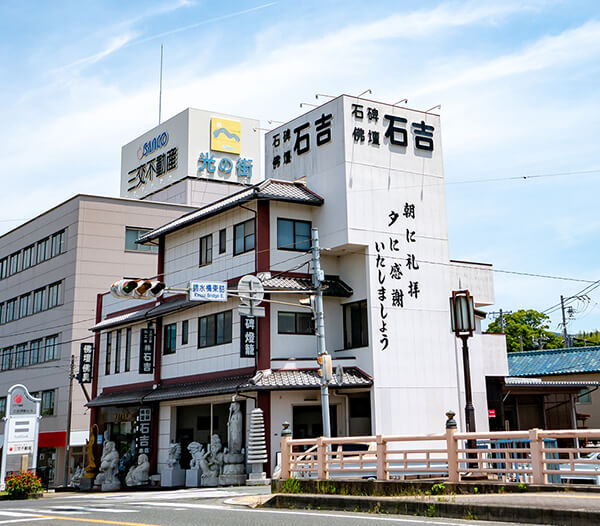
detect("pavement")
[264,490,600,525]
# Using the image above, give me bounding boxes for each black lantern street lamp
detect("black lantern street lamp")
[450,290,477,436]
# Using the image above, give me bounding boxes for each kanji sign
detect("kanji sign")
[189,281,227,302]
[139,328,154,375]
[136,406,152,456]
[240,315,257,357]
[78,343,93,384]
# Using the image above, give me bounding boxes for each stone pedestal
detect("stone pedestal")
[162,467,185,487]
[79,477,95,491]
[247,470,270,486]
[101,480,121,492]
[201,473,218,487]
[219,471,246,486]
[185,468,202,487]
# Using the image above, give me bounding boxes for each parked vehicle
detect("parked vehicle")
[559,451,600,485]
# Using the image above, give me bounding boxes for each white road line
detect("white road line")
[0,513,39,518]
[0,519,49,525]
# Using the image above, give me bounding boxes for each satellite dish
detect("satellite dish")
[335,365,344,386]
[237,275,265,306]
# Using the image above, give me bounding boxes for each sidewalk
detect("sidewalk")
[262,491,600,525]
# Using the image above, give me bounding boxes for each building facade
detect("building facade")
[88,96,508,481]
[0,195,193,486]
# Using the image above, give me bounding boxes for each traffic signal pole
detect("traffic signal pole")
[311,228,331,438]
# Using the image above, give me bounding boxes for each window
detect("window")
[199,234,213,266]
[19,293,31,318]
[48,281,62,308]
[219,229,227,254]
[0,257,7,279]
[277,218,311,251]
[1,347,13,371]
[0,397,5,418]
[198,311,232,348]
[233,219,255,255]
[45,335,59,361]
[124,328,131,372]
[164,323,177,354]
[105,332,112,375]
[30,339,42,365]
[0,303,4,324]
[22,244,35,269]
[33,287,46,313]
[579,389,592,404]
[15,343,28,368]
[5,298,17,322]
[41,390,55,416]
[182,320,189,345]
[125,228,158,252]
[51,230,65,257]
[37,237,50,263]
[9,252,20,275]
[278,311,314,334]
[343,300,368,349]
[114,330,122,373]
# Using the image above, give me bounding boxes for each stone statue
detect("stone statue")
[70,465,83,488]
[125,454,150,486]
[84,427,97,478]
[94,440,120,491]
[188,442,206,471]
[227,401,243,455]
[167,442,181,469]
[207,434,224,474]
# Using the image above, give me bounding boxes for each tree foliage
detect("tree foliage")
[486,309,564,353]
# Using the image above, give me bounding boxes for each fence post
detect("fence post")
[280,421,292,479]
[317,437,328,480]
[529,428,545,485]
[376,435,387,480]
[446,411,459,483]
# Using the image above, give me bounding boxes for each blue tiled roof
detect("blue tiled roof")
[508,346,600,377]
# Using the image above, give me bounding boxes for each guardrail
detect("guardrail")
[279,420,600,485]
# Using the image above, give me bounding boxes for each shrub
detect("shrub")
[5,471,42,500]
[280,478,301,493]
[431,482,446,495]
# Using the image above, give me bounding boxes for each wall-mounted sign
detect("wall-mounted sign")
[136,406,152,456]
[488,409,496,418]
[0,385,41,490]
[138,132,169,160]
[127,147,178,192]
[240,315,257,357]
[78,343,93,384]
[189,281,227,302]
[211,117,241,155]
[139,328,154,375]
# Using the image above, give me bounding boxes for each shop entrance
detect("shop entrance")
[292,405,338,439]
[176,401,245,469]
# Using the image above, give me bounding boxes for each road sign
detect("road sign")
[189,281,227,302]
[237,275,264,306]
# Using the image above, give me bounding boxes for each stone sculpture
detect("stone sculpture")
[185,441,207,487]
[125,454,150,486]
[167,442,181,469]
[94,440,120,491]
[220,401,246,485]
[246,408,269,485]
[70,465,83,488]
[202,434,224,487]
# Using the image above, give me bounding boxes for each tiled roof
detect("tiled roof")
[262,275,354,298]
[508,346,600,377]
[251,367,372,389]
[137,179,323,243]
[143,374,253,402]
[86,387,152,407]
[504,377,600,387]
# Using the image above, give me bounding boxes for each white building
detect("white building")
[89,96,507,478]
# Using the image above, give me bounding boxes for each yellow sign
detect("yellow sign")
[211,117,241,155]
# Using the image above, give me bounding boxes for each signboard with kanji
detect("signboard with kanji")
[78,343,93,384]
[189,281,227,302]
[240,315,257,357]
[139,328,154,375]
[135,406,152,457]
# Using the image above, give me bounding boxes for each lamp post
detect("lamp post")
[449,290,477,440]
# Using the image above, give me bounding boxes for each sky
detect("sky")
[1,0,599,339]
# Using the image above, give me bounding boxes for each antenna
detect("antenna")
[158,44,164,125]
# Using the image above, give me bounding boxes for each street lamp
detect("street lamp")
[449,290,476,436]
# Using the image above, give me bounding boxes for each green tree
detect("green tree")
[486,309,564,353]
[574,330,600,347]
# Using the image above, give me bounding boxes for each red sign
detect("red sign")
[13,394,22,404]
[488,409,496,418]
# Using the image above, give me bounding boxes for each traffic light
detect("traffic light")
[110,279,166,300]
[317,353,332,382]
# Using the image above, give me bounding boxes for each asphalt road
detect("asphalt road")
[0,487,535,526]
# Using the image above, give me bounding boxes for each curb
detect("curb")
[265,493,600,526]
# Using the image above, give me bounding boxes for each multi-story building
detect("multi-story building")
[0,195,194,486]
[88,96,508,480]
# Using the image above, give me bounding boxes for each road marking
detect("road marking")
[0,513,39,518]
[29,517,160,526]
[0,519,49,525]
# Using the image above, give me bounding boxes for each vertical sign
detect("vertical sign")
[136,406,152,456]
[240,315,257,357]
[0,385,41,490]
[78,343,93,384]
[139,328,154,374]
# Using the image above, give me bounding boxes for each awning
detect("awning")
[143,374,253,402]
[251,367,372,389]
[86,387,153,407]
[261,275,353,298]
[504,377,600,388]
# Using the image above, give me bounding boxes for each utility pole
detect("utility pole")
[63,355,75,487]
[311,228,331,438]
[560,295,569,347]
[489,309,512,332]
